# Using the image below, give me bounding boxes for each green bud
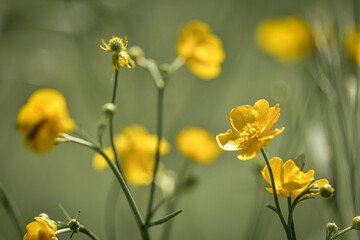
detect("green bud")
[129,46,144,60]
[68,219,80,232]
[352,216,360,230]
[320,184,334,198]
[326,222,338,236]
[102,103,117,118]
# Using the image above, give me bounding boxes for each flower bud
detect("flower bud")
[102,103,117,118]
[129,46,144,60]
[68,219,80,232]
[352,216,360,230]
[326,222,338,236]
[320,184,334,198]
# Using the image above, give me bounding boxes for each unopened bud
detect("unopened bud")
[352,216,360,230]
[68,219,80,232]
[326,222,338,236]
[129,46,144,60]
[320,184,334,198]
[102,103,116,118]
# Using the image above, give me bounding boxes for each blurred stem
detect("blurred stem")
[261,149,292,240]
[161,158,192,240]
[146,87,165,226]
[109,69,122,171]
[105,179,120,240]
[0,182,25,238]
[58,134,149,240]
[353,0,360,216]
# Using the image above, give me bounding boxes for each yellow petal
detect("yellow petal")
[122,150,155,185]
[216,129,241,151]
[17,89,75,153]
[258,127,285,141]
[229,105,256,132]
[187,59,221,80]
[177,128,220,163]
[237,140,264,160]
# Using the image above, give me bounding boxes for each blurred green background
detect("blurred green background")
[0,0,354,239]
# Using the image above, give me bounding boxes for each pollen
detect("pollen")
[239,122,261,148]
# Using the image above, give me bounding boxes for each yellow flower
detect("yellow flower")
[176,128,220,164]
[24,216,57,240]
[93,125,170,185]
[177,21,225,80]
[261,157,329,199]
[100,36,135,70]
[345,27,360,66]
[216,99,284,160]
[256,17,314,61]
[17,89,75,153]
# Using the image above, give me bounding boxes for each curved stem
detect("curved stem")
[56,226,99,240]
[261,148,292,240]
[58,134,149,240]
[331,226,353,240]
[146,87,165,226]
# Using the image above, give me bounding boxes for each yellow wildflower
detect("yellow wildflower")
[17,89,75,153]
[100,36,135,70]
[216,99,284,160]
[177,21,225,80]
[176,128,220,164]
[93,125,170,185]
[345,27,360,66]
[261,157,329,199]
[256,17,314,61]
[23,216,57,240]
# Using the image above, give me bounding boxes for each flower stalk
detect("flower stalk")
[58,134,149,240]
[261,149,292,240]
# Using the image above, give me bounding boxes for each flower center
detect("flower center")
[238,122,261,148]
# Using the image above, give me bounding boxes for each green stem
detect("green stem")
[79,225,100,240]
[0,182,25,238]
[146,87,165,226]
[56,226,99,240]
[287,197,296,240]
[109,69,122,171]
[331,226,354,240]
[58,134,149,240]
[261,149,292,240]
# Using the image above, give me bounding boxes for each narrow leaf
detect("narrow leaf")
[149,209,183,227]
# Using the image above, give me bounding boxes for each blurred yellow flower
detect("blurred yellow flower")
[261,157,329,199]
[17,89,75,153]
[216,99,284,160]
[93,125,170,185]
[345,27,360,66]
[256,17,314,61]
[100,36,135,70]
[24,216,57,240]
[177,21,225,80]
[176,128,220,164]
